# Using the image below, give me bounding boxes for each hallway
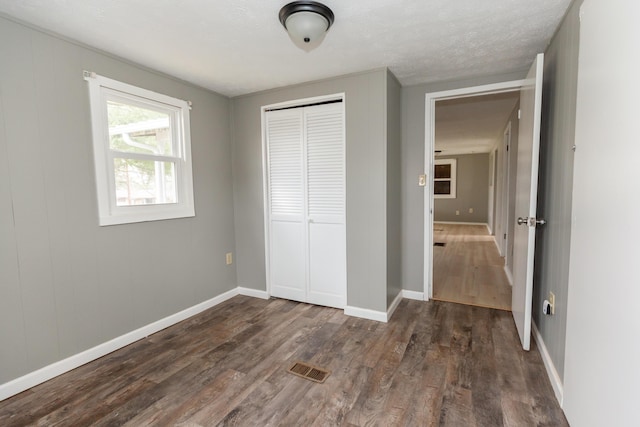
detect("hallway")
[433,223,512,310]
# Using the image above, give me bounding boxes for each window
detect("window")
[85,72,195,225]
[434,158,456,199]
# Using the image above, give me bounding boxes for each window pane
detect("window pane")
[107,101,173,155]
[434,164,451,179]
[434,180,451,195]
[114,158,177,206]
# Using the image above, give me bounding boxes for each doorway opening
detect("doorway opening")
[424,81,523,311]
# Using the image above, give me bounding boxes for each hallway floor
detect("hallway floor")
[433,223,512,310]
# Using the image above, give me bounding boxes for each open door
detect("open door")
[512,53,544,350]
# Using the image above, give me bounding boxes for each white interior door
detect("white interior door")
[512,53,544,351]
[266,102,346,309]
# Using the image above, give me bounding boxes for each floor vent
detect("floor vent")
[287,361,330,383]
[434,242,446,247]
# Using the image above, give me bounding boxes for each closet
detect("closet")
[264,100,346,309]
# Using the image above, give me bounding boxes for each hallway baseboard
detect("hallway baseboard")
[532,321,564,407]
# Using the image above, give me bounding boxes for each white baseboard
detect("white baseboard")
[402,290,425,301]
[492,235,502,253]
[344,305,388,323]
[532,321,564,406]
[237,287,269,299]
[0,287,242,402]
[386,292,403,321]
[504,265,514,286]
[434,221,489,227]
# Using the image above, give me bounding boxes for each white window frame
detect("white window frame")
[85,72,195,226]
[434,158,457,199]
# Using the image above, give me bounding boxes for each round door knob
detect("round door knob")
[517,217,527,225]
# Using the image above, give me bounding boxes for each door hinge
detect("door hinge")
[503,233,507,239]
[517,109,521,119]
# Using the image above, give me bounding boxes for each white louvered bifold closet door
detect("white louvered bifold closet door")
[265,102,345,309]
[304,103,346,308]
[266,109,306,303]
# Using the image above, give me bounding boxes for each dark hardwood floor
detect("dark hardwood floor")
[0,296,567,426]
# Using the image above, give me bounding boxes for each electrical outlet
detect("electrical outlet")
[456,210,460,216]
[549,292,555,315]
[226,252,233,265]
[469,208,474,213]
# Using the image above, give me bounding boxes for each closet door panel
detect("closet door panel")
[308,222,346,307]
[270,221,305,301]
[266,109,306,301]
[305,103,345,308]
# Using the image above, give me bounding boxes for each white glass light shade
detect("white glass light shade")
[285,11,329,45]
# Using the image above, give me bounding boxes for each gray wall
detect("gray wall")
[0,16,236,384]
[386,70,402,308]
[231,69,390,313]
[532,0,582,380]
[433,153,490,223]
[400,71,527,292]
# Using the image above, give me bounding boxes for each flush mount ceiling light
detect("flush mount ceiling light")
[279,1,335,51]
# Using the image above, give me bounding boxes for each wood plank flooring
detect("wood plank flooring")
[433,223,512,311]
[0,296,567,426]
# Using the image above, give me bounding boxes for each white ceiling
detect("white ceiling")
[435,91,520,156]
[0,0,571,98]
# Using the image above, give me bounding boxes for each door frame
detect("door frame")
[423,81,524,300]
[261,92,346,302]
[488,148,498,235]
[501,121,512,262]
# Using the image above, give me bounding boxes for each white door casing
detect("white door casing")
[511,53,544,351]
[423,80,525,300]
[265,101,346,309]
[501,122,512,259]
[488,150,496,234]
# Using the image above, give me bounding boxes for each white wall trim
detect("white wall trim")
[492,235,501,253]
[434,221,489,227]
[386,292,404,320]
[532,321,564,406]
[424,80,525,304]
[237,287,270,299]
[402,290,425,301]
[0,287,244,402]
[504,265,514,286]
[344,306,389,323]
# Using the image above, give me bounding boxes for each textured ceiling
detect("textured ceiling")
[435,92,520,155]
[0,0,571,97]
